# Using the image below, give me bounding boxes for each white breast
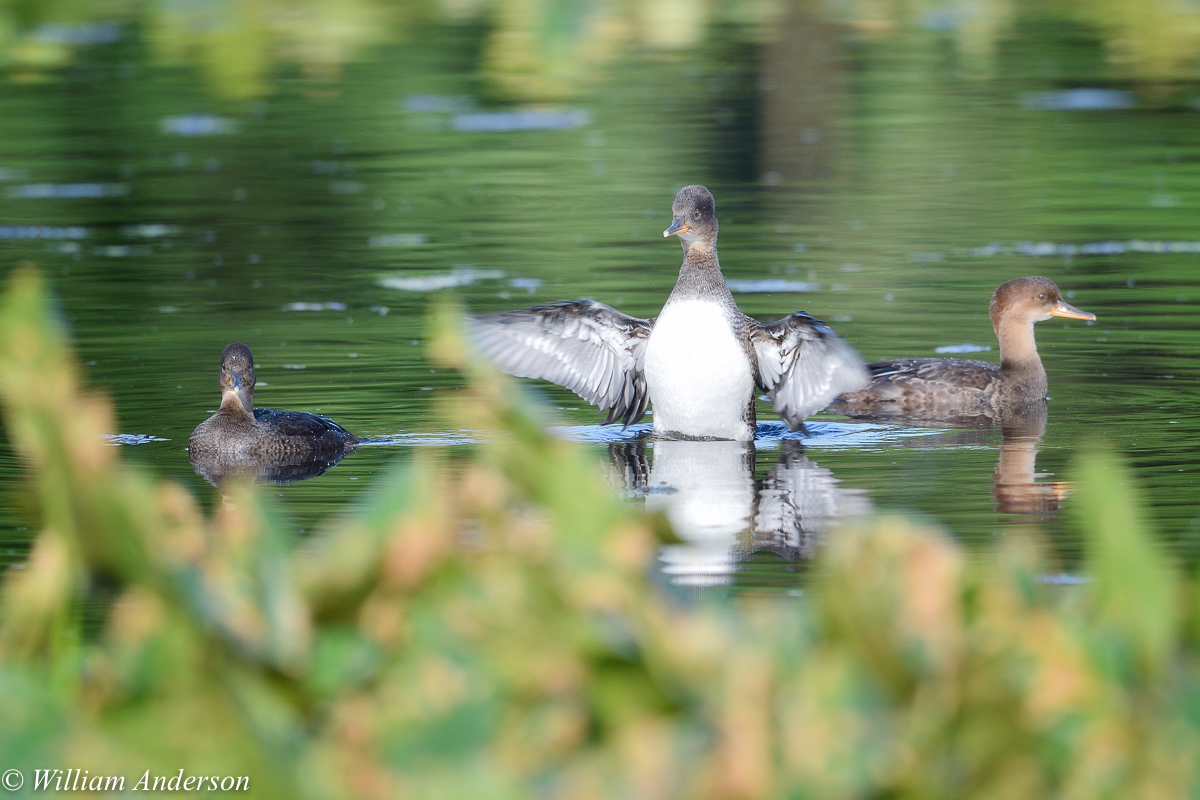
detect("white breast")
[643,299,755,440]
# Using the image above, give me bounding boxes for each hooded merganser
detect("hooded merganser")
[827,276,1095,422]
[188,342,360,461]
[470,185,869,441]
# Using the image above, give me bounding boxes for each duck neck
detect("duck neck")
[682,236,717,265]
[996,318,1046,392]
[218,388,256,423]
[672,239,729,297]
[672,239,734,304]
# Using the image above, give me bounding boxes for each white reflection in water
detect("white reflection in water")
[101,433,171,446]
[1037,573,1091,585]
[647,440,756,586]
[0,225,87,239]
[32,22,121,45]
[9,184,127,199]
[93,245,152,257]
[377,268,503,291]
[509,277,542,293]
[965,239,1200,257]
[283,302,347,311]
[452,109,590,132]
[403,95,476,114]
[159,115,239,136]
[610,439,871,587]
[553,421,945,450]
[360,431,483,447]
[368,234,428,247]
[123,224,179,238]
[725,279,820,293]
[1018,89,1134,111]
[754,442,873,561]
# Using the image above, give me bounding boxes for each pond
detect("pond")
[2,1,1199,596]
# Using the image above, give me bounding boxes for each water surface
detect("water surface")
[2,5,1199,594]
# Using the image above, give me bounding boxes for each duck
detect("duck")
[826,276,1095,422]
[188,342,360,460]
[469,185,869,442]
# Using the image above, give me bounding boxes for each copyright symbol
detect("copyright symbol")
[1,770,21,791]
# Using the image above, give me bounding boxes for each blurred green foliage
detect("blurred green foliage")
[2,0,1200,99]
[3,264,1200,798]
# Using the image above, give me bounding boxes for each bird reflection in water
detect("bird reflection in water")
[189,448,356,488]
[828,401,1068,517]
[607,438,871,587]
[990,404,1068,515]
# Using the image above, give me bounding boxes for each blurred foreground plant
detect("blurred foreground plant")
[2,265,1200,799]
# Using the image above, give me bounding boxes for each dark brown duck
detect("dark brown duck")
[827,276,1095,422]
[188,342,360,460]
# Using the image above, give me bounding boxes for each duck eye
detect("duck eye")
[693,210,701,219]
[1037,293,1046,300]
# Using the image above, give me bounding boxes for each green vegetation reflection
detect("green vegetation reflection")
[4,0,1200,99]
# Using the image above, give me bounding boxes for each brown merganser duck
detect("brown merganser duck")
[827,276,1095,422]
[188,342,360,460]
[469,185,869,441]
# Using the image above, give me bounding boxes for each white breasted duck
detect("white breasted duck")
[469,185,869,441]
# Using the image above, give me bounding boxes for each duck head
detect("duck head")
[218,341,256,413]
[989,276,1096,333]
[664,184,718,251]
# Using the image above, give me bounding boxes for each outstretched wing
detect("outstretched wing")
[468,299,654,426]
[751,311,869,430]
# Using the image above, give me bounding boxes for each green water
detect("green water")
[2,6,1199,592]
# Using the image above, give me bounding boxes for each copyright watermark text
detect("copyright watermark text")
[1,769,249,792]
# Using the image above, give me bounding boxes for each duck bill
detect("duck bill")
[663,218,690,237]
[1050,300,1096,321]
[230,370,244,391]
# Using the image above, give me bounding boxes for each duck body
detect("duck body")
[188,343,359,463]
[644,256,758,439]
[470,185,868,442]
[827,277,1094,423]
[189,406,360,460]
[829,357,1034,421]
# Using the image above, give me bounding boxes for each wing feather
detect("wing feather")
[751,312,869,430]
[469,299,653,427]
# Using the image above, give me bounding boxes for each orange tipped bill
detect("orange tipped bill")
[663,218,690,237]
[1050,299,1095,321]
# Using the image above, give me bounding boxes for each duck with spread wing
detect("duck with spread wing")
[469,185,868,442]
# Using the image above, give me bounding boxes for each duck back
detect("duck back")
[827,357,1002,420]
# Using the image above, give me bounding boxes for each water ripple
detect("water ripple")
[101,434,171,446]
